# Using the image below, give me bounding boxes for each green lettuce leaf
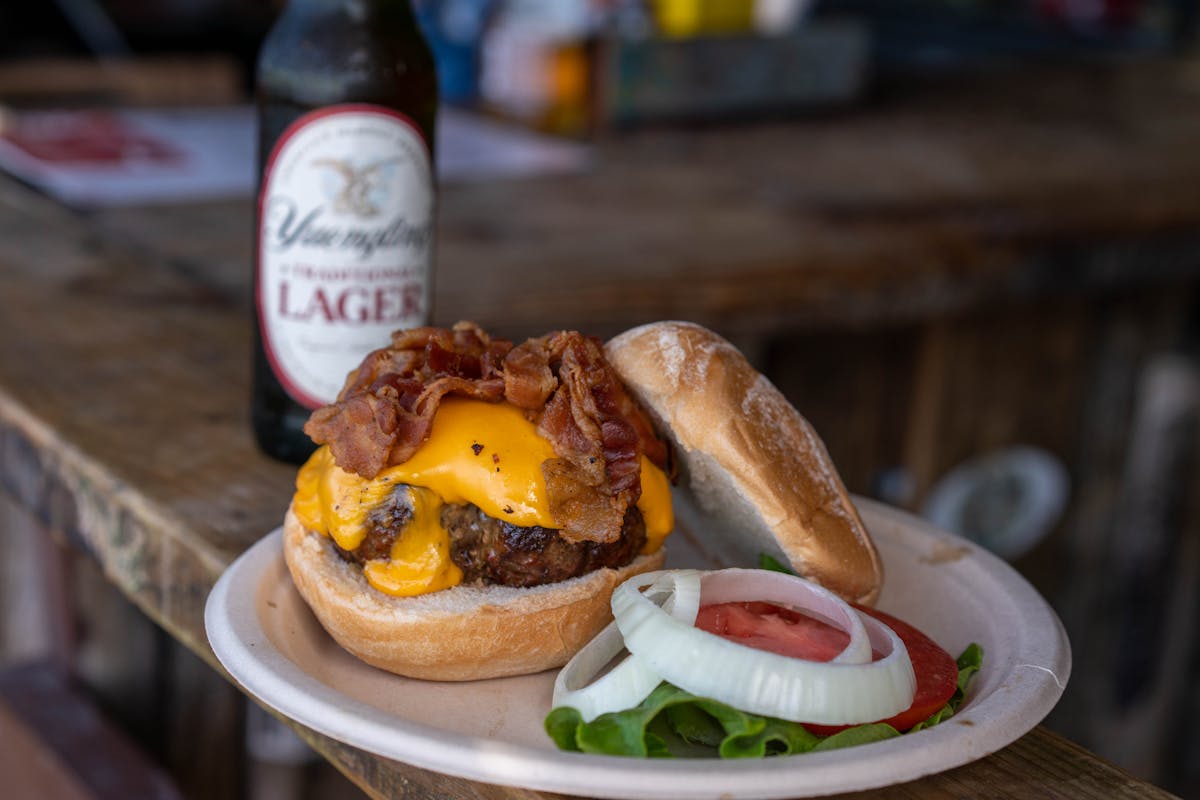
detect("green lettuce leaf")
[909,641,984,732]
[811,723,900,751]
[757,553,794,574]
[545,644,984,759]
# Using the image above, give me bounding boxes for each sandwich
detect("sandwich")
[282,320,882,681]
[283,322,673,680]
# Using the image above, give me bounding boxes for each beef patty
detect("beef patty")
[335,485,648,588]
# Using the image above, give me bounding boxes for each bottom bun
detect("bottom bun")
[282,506,666,681]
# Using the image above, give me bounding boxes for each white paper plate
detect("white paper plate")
[205,498,1070,799]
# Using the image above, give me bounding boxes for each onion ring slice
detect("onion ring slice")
[612,569,916,725]
[552,570,702,721]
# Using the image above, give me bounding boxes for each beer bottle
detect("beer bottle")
[252,0,438,463]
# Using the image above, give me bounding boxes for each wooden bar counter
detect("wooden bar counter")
[1,57,1197,798]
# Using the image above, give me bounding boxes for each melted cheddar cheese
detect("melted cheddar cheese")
[292,397,674,597]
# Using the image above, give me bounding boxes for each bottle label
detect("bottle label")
[257,104,434,408]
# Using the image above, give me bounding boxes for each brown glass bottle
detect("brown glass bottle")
[252,0,438,463]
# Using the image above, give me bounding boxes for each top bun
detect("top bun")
[605,321,883,605]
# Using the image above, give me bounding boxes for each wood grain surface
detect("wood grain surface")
[1,57,1196,798]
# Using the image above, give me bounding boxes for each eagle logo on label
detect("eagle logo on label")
[312,157,400,218]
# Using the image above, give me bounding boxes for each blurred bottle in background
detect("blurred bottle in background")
[649,0,756,37]
[252,0,438,463]
[478,0,598,135]
[415,0,496,104]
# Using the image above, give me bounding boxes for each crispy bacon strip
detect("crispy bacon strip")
[503,337,557,410]
[533,331,652,542]
[305,323,509,477]
[303,322,670,543]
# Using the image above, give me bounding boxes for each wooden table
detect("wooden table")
[1,56,1196,798]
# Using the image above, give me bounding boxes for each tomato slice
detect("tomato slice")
[694,601,850,662]
[694,601,958,733]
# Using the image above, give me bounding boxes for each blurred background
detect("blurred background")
[0,0,1198,798]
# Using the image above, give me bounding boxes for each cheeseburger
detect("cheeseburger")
[284,320,882,682]
[284,322,674,680]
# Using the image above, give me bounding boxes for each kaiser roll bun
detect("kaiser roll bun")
[605,321,883,605]
[282,506,665,681]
